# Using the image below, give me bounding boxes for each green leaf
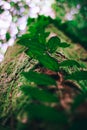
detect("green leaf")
[46,36,70,53]
[26,50,59,72]
[27,16,50,37]
[47,36,60,53]
[17,34,31,46]
[59,42,70,48]
[22,70,56,86]
[59,60,80,67]
[6,32,10,41]
[38,54,59,71]
[25,103,67,123]
[65,71,87,80]
[29,42,46,53]
[26,49,44,58]
[18,35,46,52]
[21,86,58,103]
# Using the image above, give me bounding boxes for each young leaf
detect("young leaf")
[65,71,87,80]
[21,86,58,103]
[38,54,59,71]
[26,50,59,72]
[25,103,67,123]
[17,35,46,53]
[59,60,80,67]
[47,36,60,53]
[17,34,31,46]
[22,70,56,86]
[26,49,44,59]
[6,32,10,41]
[27,16,50,37]
[29,42,46,52]
[58,42,70,48]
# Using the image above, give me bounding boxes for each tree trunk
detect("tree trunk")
[0,26,87,126]
[0,44,36,123]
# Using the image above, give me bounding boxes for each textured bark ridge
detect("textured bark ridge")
[0,44,36,119]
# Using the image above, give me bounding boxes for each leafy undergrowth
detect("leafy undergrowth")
[1,16,87,130]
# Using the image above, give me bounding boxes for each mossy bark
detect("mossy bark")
[0,26,87,126]
[0,44,36,122]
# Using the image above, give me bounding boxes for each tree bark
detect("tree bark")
[0,26,87,125]
[0,44,36,122]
